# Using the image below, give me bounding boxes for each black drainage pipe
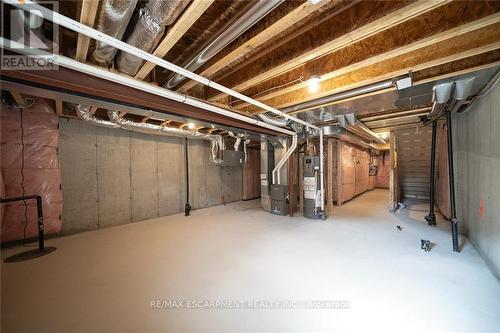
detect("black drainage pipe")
[184,138,191,216]
[446,111,459,252]
[425,121,437,226]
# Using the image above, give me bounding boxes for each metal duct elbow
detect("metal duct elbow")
[447,77,476,113]
[92,0,138,66]
[258,112,288,127]
[428,82,453,118]
[116,0,190,76]
[75,104,120,128]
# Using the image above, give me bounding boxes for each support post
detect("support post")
[184,138,191,216]
[446,111,459,252]
[425,121,437,226]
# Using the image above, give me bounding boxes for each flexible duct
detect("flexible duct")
[165,0,284,88]
[74,105,223,164]
[116,0,190,76]
[228,131,251,164]
[75,104,120,128]
[106,111,225,165]
[92,0,138,66]
[258,112,288,127]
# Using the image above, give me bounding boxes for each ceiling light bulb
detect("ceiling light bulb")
[377,132,389,139]
[308,75,321,93]
[309,0,322,4]
[187,123,195,129]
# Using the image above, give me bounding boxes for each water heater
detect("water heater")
[303,155,322,219]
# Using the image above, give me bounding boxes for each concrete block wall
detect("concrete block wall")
[453,82,500,279]
[58,119,242,234]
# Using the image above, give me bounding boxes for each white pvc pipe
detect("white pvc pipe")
[272,134,297,185]
[4,0,319,131]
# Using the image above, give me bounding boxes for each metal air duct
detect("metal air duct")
[281,79,398,114]
[165,0,284,88]
[338,114,386,145]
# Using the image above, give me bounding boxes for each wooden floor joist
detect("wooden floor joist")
[55,99,63,116]
[176,0,333,92]
[233,8,500,109]
[8,91,26,106]
[75,0,99,62]
[207,0,450,102]
[243,24,500,112]
[134,0,214,80]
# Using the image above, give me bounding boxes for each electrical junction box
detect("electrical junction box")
[303,156,322,219]
[220,150,244,167]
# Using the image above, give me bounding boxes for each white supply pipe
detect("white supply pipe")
[272,134,297,185]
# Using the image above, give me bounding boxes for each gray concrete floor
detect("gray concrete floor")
[2,189,499,332]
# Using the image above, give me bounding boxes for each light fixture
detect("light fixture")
[377,132,390,140]
[309,0,322,4]
[187,122,195,129]
[308,75,321,93]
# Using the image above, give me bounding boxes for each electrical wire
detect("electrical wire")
[19,105,36,247]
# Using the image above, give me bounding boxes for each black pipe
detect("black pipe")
[0,195,44,251]
[425,121,437,226]
[446,111,460,252]
[184,138,191,216]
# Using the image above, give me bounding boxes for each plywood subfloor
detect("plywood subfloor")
[2,190,499,332]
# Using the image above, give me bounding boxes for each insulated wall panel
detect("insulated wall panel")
[59,119,98,233]
[96,126,131,228]
[130,132,158,222]
[157,136,184,216]
[59,119,243,234]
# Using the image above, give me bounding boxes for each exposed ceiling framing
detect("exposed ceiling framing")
[2,0,500,135]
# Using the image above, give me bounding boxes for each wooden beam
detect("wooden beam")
[177,0,333,92]
[75,0,99,62]
[141,116,150,123]
[208,0,450,102]
[161,120,172,126]
[55,99,63,116]
[134,0,214,80]
[118,111,127,117]
[89,106,98,115]
[234,7,500,109]
[9,91,26,106]
[243,24,500,112]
